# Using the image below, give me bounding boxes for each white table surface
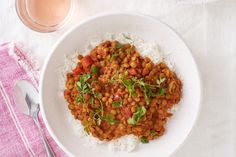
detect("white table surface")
[0,0,235,157]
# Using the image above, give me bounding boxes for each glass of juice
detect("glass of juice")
[16,0,75,33]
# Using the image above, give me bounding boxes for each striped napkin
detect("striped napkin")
[0,43,66,157]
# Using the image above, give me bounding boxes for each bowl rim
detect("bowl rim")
[39,12,203,157]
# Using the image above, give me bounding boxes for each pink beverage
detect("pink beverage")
[16,0,74,32]
[27,0,70,26]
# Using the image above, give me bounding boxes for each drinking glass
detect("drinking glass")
[16,0,75,32]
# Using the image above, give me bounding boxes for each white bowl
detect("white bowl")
[40,13,202,157]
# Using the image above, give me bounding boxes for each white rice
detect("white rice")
[59,33,172,152]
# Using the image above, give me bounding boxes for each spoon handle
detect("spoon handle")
[33,115,55,157]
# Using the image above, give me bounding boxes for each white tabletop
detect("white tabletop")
[0,0,235,157]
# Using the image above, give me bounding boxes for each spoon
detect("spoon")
[13,80,55,157]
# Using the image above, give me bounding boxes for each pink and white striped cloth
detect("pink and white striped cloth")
[0,43,66,157]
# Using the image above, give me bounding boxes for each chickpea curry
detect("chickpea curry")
[64,40,182,143]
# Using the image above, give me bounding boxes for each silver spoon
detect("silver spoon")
[13,80,55,157]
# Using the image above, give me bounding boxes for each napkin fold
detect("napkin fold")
[0,43,65,157]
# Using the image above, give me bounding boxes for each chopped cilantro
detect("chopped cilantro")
[89,97,94,105]
[115,43,124,49]
[97,117,102,126]
[158,88,165,96]
[140,137,149,143]
[128,106,146,125]
[157,77,166,87]
[122,79,135,96]
[91,65,99,74]
[127,117,136,125]
[110,53,119,60]
[76,74,91,103]
[150,130,157,136]
[112,99,123,108]
[105,115,119,125]
[134,106,146,122]
[91,109,103,126]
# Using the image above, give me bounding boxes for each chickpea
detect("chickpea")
[131,101,136,106]
[123,57,128,63]
[66,82,74,90]
[128,97,132,103]
[131,56,136,61]
[74,105,79,110]
[130,61,137,68]
[158,109,164,114]
[142,68,149,76]
[90,127,95,133]
[78,55,83,60]
[146,62,152,69]
[142,116,147,121]
[142,61,146,68]
[105,92,110,97]
[144,57,151,63]
[66,73,73,79]
[123,70,128,76]
[162,100,167,105]
[108,98,113,104]
[123,99,128,105]
[68,104,75,110]
[119,124,125,131]
[150,107,156,113]
[102,97,107,102]
[111,110,117,115]
[134,97,140,102]
[131,106,136,113]
[74,76,79,81]
[84,94,90,101]
[123,63,130,68]
[127,127,132,133]
[136,126,142,132]
[116,114,122,119]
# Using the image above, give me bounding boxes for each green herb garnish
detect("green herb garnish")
[140,137,149,143]
[122,79,135,96]
[158,88,165,96]
[122,34,134,44]
[157,77,166,87]
[123,34,132,40]
[77,95,84,103]
[94,92,102,98]
[127,118,136,125]
[126,49,131,55]
[76,74,91,103]
[110,71,119,84]
[105,115,119,125]
[77,74,91,87]
[91,109,103,126]
[134,106,146,122]
[83,121,90,134]
[110,53,119,60]
[115,43,124,49]
[136,79,154,105]
[91,65,99,74]
[112,99,123,108]
[97,117,102,126]
[156,77,166,96]
[150,130,157,136]
[128,106,146,125]
[89,97,94,105]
